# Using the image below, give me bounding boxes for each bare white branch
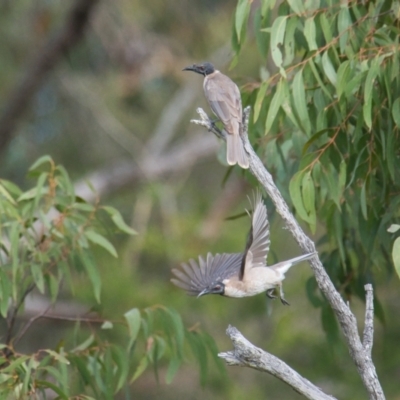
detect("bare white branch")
[192,107,385,400]
[219,326,337,400]
[363,284,374,356]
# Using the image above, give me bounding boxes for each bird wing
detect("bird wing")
[171,252,243,296]
[204,73,242,131]
[240,191,270,279]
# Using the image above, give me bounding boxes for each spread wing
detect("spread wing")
[171,252,243,296]
[204,73,242,132]
[240,191,270,278]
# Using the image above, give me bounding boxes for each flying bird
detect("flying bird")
[171,191,315,304]
[183,62,249,169]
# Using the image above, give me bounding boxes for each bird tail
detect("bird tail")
[226,133,249,169]
[271,252,316,275]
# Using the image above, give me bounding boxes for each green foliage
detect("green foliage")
[0,157,223,398]
[234,0,400,308]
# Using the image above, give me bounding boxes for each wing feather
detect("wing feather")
[171,252,243,296]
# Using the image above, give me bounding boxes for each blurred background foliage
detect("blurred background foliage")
[0,0,399,398]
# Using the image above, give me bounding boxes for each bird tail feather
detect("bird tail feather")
[226,134,249,169]
[271,252,316,274]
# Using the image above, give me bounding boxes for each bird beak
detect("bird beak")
[182,65,195,72]
[197,288,210,298]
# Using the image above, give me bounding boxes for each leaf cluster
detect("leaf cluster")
[0,157,222,398]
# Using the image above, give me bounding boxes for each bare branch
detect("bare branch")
[192,107,385,400]
[0,0,99,153]
[219,326,337,400]
[13,305,53,347]
[363,284,374,356]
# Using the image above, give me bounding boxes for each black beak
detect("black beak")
[182,65,196,72]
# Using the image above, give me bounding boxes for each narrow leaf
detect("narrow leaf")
[85,230,118,258]
[253,81,269,122]
[392,237,400,281]
[304,17,318,51]
[124,308,141,342]
[322,52,337,86]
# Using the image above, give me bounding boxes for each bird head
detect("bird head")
[197,281,225,297]
[182,62,215,76]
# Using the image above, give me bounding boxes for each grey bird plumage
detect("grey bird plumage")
[171,191,316,304]
[183,62,249,169]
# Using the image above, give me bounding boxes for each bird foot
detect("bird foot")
[266,289,277,300]
[280,297,290,306]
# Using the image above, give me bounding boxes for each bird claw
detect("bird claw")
[280,297,290,306]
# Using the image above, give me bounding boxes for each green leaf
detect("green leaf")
[392,237,400,280]
[338,7,352,53]
[0,179,22,197]
[392,97,400,128]
[124,308,141,343]
[235,0,252,44]
[28,155,53,172]
[338,160,347,195]
[292,69,311,135]
[81,252,101,303]
[165,357,181,384]
[131,355,148,382]
[17,186,48,202]
[36,380,68,400]
[270,16,288,73]
[72,334,95,352]
[111,345,129,392]
[363,57,382,130]
[0,182,17,205]
[289,170,312,224]
[101,321,113,329]
[44,350,70,365]
[388,224,400,233]
[166,308,185,358]
[336,60,351,99]
[304,17,318,51]
[31,264,45,294]
[265,79,285,133]
[253,81,269,123]
[360,181,368,220]
[102,206,137,235]
[85,230,118,258]
[321,52,337,86]
[287,0,304,14]
[302,171,316,233]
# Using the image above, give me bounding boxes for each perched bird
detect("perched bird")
[171,191,316,304]
[183,62,249,169]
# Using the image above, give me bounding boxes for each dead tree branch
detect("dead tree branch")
[219,326,337,400]
[0,0,99,153]
[191,107,385,400]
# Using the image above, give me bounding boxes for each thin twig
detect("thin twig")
[13,305,53,347]
[363,284,374,356]
[5,283,35,345]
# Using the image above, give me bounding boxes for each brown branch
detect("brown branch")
[5,283,35,345]
[0,0,100,153]
[191,107,385,400]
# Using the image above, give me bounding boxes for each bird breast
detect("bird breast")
[223,267,283,298]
